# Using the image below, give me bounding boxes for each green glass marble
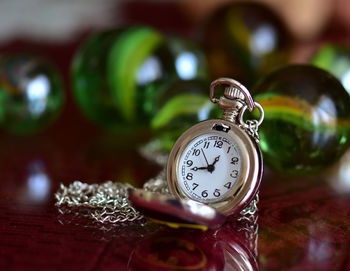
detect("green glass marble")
[165,35,209,82]
[71,26,209,133]
[0,54,64,134]
[253,64,350,176]
[148,80,220,151]
[311,43,350,94]
[203,2,292,87]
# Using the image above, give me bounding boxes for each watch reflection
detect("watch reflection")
[57,202,259,270]
[127,214,259,271]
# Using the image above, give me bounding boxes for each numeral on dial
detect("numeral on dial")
[214,140,223,148]
[213,189,221,197]
[192,183,199,190]
[203,141,210,149]
[230,170,238,178]
[186,173,193,180]
[231,157,239,165]
[192,149,200,156]
[186,160,193,167]
[201,190,208,198]
[224,182,232,189]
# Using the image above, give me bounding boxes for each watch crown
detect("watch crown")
[224,86,245,101]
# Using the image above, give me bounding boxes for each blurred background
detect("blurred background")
[0,0,348,44]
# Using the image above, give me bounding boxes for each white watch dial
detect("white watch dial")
[177,132,242,203]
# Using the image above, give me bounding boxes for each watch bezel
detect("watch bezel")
[167,119,263,216]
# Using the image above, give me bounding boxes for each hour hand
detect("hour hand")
[191,166,208,171]
[211,155,220,166]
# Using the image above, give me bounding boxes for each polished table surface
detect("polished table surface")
[0,101,350,270]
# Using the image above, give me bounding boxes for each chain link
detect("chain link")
[240,119,260,144]
[236,101,263,144]
[237,193,259,256]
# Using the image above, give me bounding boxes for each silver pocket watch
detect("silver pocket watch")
[167,77,264,216]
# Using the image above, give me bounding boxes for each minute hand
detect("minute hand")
[201,148,209,166]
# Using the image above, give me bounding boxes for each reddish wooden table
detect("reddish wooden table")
[1,121,349,271]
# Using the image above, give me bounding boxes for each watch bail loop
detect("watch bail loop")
[209,77,255,111]
[238,102,264,128]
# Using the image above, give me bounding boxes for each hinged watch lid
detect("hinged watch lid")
[129,189,227,230]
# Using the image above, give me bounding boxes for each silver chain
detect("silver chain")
[240,119,260,144]
[55,171,169,224]
[55,181,143,224]
[237,193,259,256]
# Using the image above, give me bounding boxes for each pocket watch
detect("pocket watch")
[167,77,264,216]
[55,77,264,230]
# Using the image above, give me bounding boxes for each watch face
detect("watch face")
[168,119,263,215]
[177,132,242,203]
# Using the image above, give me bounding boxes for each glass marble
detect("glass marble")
[202,2,292,87]
[0,54,64,134]
[147,80,220,152]
[165,35,209,82]
[253,64,350,176]
[311,43,350,94]
[71,26,209,133]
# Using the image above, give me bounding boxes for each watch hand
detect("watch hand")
[211,155,220,166]
[201,148,209,166]
[191,166,209,171]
